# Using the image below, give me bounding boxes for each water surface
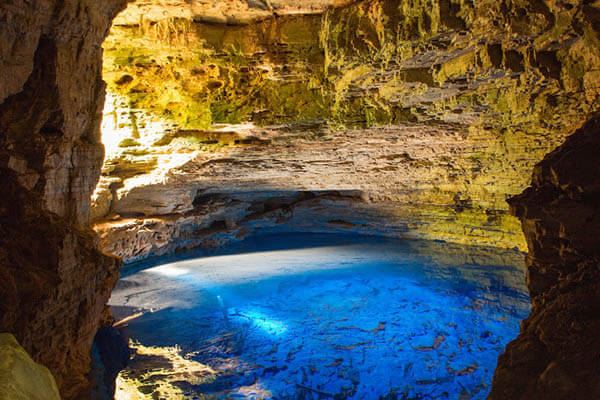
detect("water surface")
[111,234,530,399]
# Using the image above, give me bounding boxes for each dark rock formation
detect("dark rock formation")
[90,326,130,398]
[0,0,125,398]
[491,115,600,399]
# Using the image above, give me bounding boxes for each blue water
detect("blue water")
[111,233,530,399]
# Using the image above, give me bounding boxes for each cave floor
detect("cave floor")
[110,233,530,399]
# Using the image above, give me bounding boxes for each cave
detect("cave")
[0,1,599,399]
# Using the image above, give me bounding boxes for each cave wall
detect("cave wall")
[0,0,126,398]
[94,0,599,262]
[0,333,61,400]
[114,0,358,25]
[490,115,600,399]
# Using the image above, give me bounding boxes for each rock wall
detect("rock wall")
[0,0,125,398]
[490,115,600,399]
[115,0,357,25]
[94,0,599,262]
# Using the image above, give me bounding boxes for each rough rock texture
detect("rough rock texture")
[491,115,600,399]
[94,122,529,262]
[114,0,357,25]
[94,0,599,262]
[0,0,125,398]
[0,333,60,400]
[0,333,61,400]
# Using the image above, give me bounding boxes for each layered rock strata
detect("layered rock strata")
[95,0,600,262]
[114,0,358,25]
[0,0,125,397]
[0,0,598,399]
[491,115,600,399]
[95,122,530,262]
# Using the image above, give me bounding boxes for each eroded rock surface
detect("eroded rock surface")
[0,0,599,399]
[95,0,600,262]
[491,115,600,399]
[115,0,357,25]
[0,0,126,397]
[95,122,531,262]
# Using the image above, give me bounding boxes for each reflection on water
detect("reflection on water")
[111,234,530,399]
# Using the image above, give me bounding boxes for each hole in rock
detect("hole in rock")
[88,0,599,398]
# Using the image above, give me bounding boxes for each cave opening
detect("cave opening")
[88,1,600,399]
[1,0,598,400]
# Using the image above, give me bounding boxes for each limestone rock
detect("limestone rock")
[0,0,599,399]
[95,0,599,262]
[113,0,357,26]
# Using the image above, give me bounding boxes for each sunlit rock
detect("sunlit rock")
[114,0,358,25]
[94,0,599,262]
[0,334,60,400]
[0,0,598,399]
[114,341,216,399]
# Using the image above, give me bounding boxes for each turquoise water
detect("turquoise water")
[111,234,530,399]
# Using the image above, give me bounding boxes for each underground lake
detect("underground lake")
[2,0,599,399]
[109,233,530,399]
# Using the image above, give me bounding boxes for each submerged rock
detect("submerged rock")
[109,233,530,399]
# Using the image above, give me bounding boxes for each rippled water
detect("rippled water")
[111,234,530,399]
